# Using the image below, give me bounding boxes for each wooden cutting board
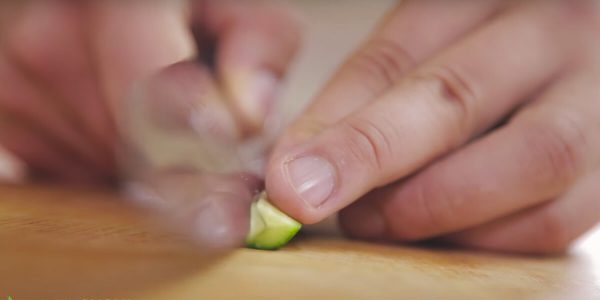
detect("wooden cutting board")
[1,3,598,299]
[0,184,598,300]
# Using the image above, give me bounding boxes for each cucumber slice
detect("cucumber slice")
[246,192,302,250]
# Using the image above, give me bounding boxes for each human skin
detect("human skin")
[265,0,600,254]
[3,0,599,255]
[0,0,301,249]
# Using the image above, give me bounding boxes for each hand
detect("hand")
[266,0,600,254]
[0,0,301,249]
[0,0,300,184]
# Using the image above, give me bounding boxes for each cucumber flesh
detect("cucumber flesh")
[246,192,302,250]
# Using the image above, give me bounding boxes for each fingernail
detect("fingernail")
[235,70,279,126]
[285,156,336,208]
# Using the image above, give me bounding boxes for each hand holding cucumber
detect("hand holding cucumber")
[265,0,600,254]
[2,0,600,254]
[0,0,301,250]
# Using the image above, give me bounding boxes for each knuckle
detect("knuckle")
[520,114,587,185]
[339,116,395,175]
[348,38,416,94]
[387,180,457,241]
[412,65,478,134]
[415,183,458,237]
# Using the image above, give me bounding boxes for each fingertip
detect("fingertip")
[215,5,303,131]
[125,170,258,251]
[265,154,323,225]
[0,147,27,184]
[187,191,251,251]
[225,68,280,130]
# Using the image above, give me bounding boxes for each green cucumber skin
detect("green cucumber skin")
[245,193,302,250]
[247,243,279,251]
[246,231,300,250]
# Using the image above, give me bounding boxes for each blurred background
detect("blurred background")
[279,0,395,119]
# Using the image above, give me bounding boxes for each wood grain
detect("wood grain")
[0,184,598,300]
[1,2,599,299]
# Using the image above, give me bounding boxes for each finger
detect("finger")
[0,52,115,177]
[126,169,261,251]
[198,0,303,129]
[267,1,575,224]
[445,170,600,255]
[123,58,266,250]
[122,61,245,175]
[0,118,105,185]
[88,1,196,118]
[3,0,116,160]
[0,145,26,183]
[275,0,504,149]
[341,70,600,241]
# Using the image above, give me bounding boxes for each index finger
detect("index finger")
[275,0,504,149]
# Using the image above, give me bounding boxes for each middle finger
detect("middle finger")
[341,68,600,241]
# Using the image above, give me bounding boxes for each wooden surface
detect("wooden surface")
[0,184,599,300]
[1,2,600,299]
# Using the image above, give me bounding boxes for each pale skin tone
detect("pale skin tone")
[1,0,599,254]
[0,0,301,248]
